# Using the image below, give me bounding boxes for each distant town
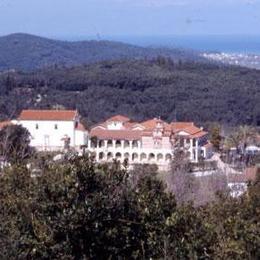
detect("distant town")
[203,52,260,70]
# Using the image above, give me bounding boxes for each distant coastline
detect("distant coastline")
[57,35,260,55]
[57,34,260,70]
[1,33,260,70]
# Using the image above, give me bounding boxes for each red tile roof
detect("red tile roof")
[190,131,208,139]
[131,123,146,130]
[92,121,139,131]
[140,118,172,137]
[90,117,206,140]
[141,118,171,130]
[184,126,202,135]
[106,115,131,123]
[124,122,139,129]
[91,123,107,130]
[171,122,207,138]
[171,122,194,130]
[90,129,142,140]
[18,110,78,121]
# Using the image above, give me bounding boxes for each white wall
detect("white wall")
[18,120,76,150]
[107,121,123,130]
[75,130,88,147]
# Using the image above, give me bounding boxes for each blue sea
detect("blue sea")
[108,35,260,54]
[64,35,260,55]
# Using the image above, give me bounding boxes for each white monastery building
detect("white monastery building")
[0,110,213,169]
[15,110,88,151]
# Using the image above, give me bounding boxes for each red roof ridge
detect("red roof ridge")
[183,125,202,134]
[18,109,78,121]
[141,118,169,130]
[20,109,77,113]
[91,122,107,130]
[106,115,130,123]
[90,128,142,140]
[171,122,194,127]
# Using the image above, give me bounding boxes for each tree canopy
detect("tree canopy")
[0,156,259,259]
[0,59,259,126]
[0,124,34,164]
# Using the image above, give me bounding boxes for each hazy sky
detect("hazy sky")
[0,0,260,38]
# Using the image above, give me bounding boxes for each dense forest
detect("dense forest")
[0,58,259,126]
[0,33,204,72]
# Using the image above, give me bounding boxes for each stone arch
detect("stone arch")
[99,140,105,148]
[149,153,155,161]
[166,153,172,162]
[116,152,122,160]
[157,153,163,162]
[124,140,130,148]
[124,153,130,159]
[116,140,122,148]
[107,152,113,161]
[132,140,139,148]
[99,152,105,160]
[107,140,113,148]
[132,153,138,162]
[140,153,147,162]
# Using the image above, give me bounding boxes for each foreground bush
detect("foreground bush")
[0,157,259,259]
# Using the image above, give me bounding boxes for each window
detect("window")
[54,124,58,130]
[154,140,162,149]
[36,124,39,129]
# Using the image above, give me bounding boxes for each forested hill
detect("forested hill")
[0,59,259,126]
[0,33,203,72]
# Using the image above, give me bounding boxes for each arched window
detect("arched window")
[166,154,172,162]
[107,152,113,161]
[132,140,138,148]
[132,153,138,162]
[149,153,155,161]
[124,153,130,159]
[116,140,122,148]
[116,152,122,160]
[157,154,163,162]
[140,153,147,162]
[99,152,105,160]
[124,140,130,148]
[99,140,105,148]
[107,140,113,148]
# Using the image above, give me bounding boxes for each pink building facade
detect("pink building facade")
[89,115,213,170]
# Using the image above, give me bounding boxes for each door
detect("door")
[44,135,50,150]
